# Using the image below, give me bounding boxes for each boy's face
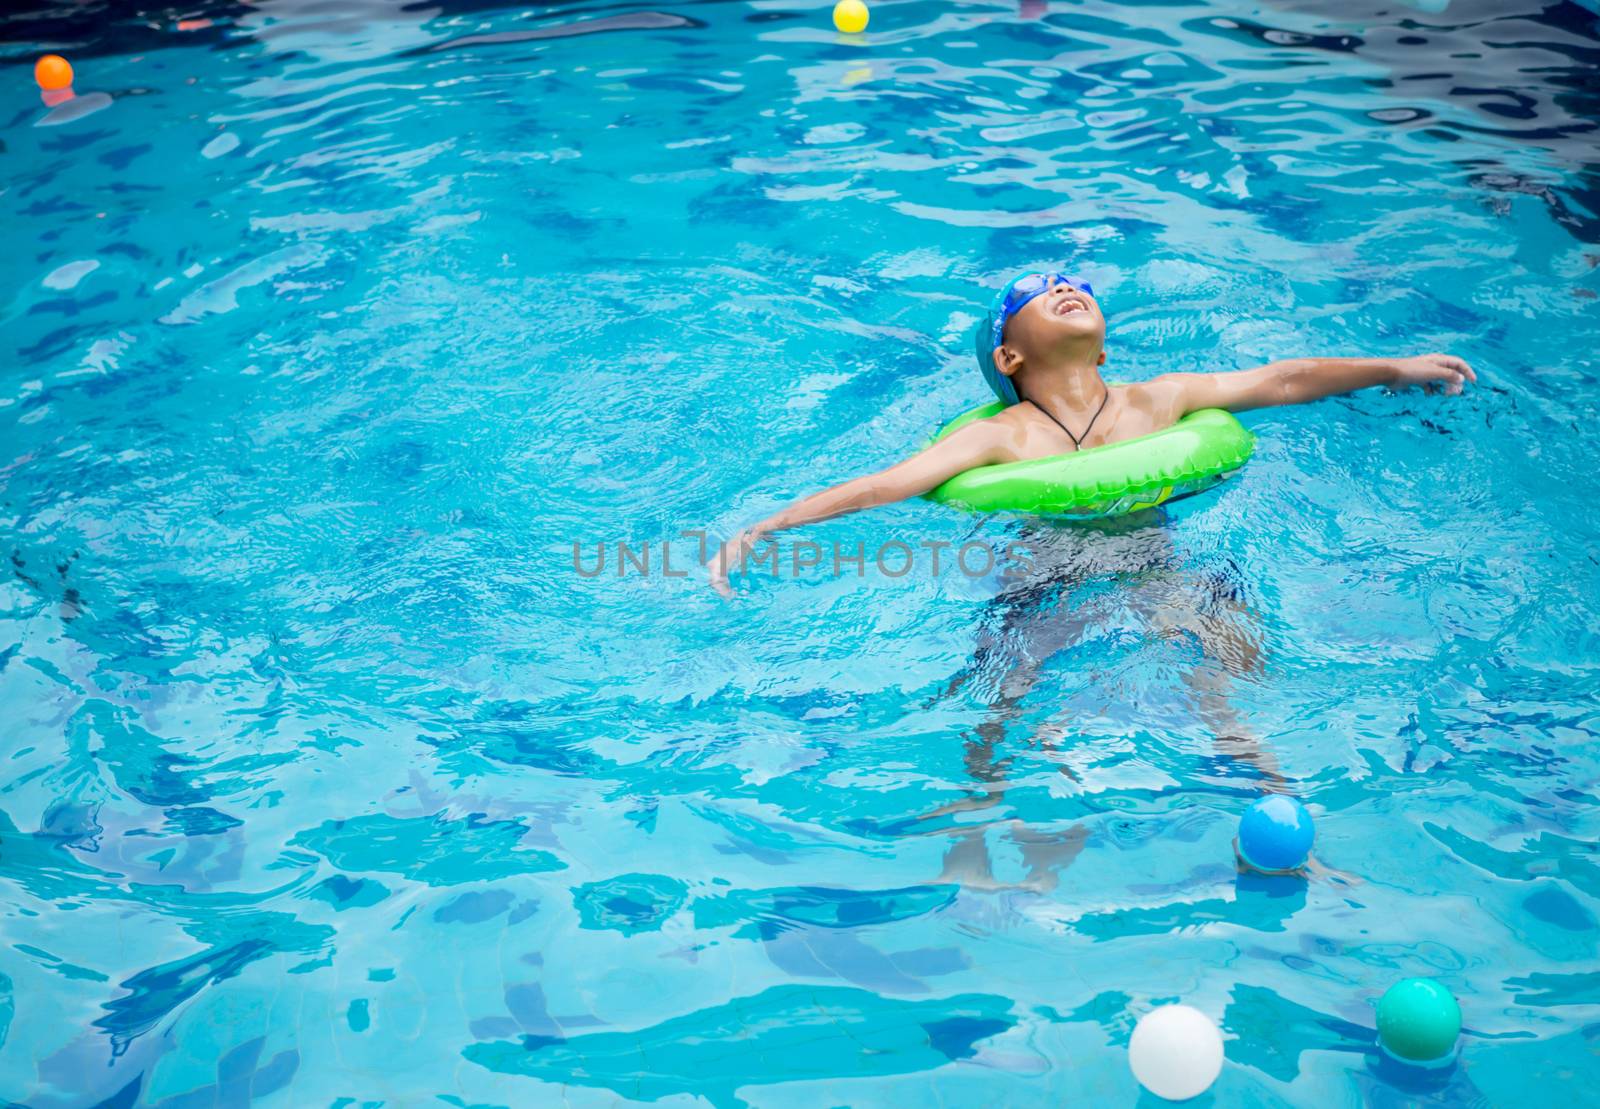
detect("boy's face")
[1002,279,1106,359]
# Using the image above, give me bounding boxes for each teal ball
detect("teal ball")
[1377,978,1461,1063]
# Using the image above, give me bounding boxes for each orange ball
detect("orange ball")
[35,55,74,91]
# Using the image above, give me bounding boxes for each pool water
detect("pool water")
[3,0,1599,1104]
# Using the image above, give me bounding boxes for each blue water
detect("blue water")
[3,1,1599,1105]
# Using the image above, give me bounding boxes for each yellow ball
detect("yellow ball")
[833,0,869,33]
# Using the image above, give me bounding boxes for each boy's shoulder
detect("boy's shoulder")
[1115,376,1183,407]
[1116,376,1190,423]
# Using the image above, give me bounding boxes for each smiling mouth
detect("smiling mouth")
[1054,299,1088,316]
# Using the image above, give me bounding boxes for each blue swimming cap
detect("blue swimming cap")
[974,272,1095,406]
[975,296,1021,406]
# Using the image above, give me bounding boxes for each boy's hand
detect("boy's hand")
[708,529,758,599]
[1391,353,1477,395]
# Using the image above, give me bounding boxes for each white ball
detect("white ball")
[1128,1004,1224,1101]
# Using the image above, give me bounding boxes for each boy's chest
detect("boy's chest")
[1009,399,1173,461]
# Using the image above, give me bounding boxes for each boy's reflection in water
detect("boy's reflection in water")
[920,511,1284,892]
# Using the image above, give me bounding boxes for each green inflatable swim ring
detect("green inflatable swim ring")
[924,401,1255,518]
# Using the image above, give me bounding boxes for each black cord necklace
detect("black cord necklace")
[1032,387,1110,451]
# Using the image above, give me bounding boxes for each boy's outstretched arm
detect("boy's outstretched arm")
[1147,353,1477,418]
[708,418,1010,597]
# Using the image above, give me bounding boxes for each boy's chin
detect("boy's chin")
[1045,322,1105,345]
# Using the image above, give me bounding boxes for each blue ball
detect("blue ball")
[1238,795,1315,872]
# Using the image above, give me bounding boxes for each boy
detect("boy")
[709,271,1475,595]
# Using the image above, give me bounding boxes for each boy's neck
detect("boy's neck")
[1018,354,1108,410]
